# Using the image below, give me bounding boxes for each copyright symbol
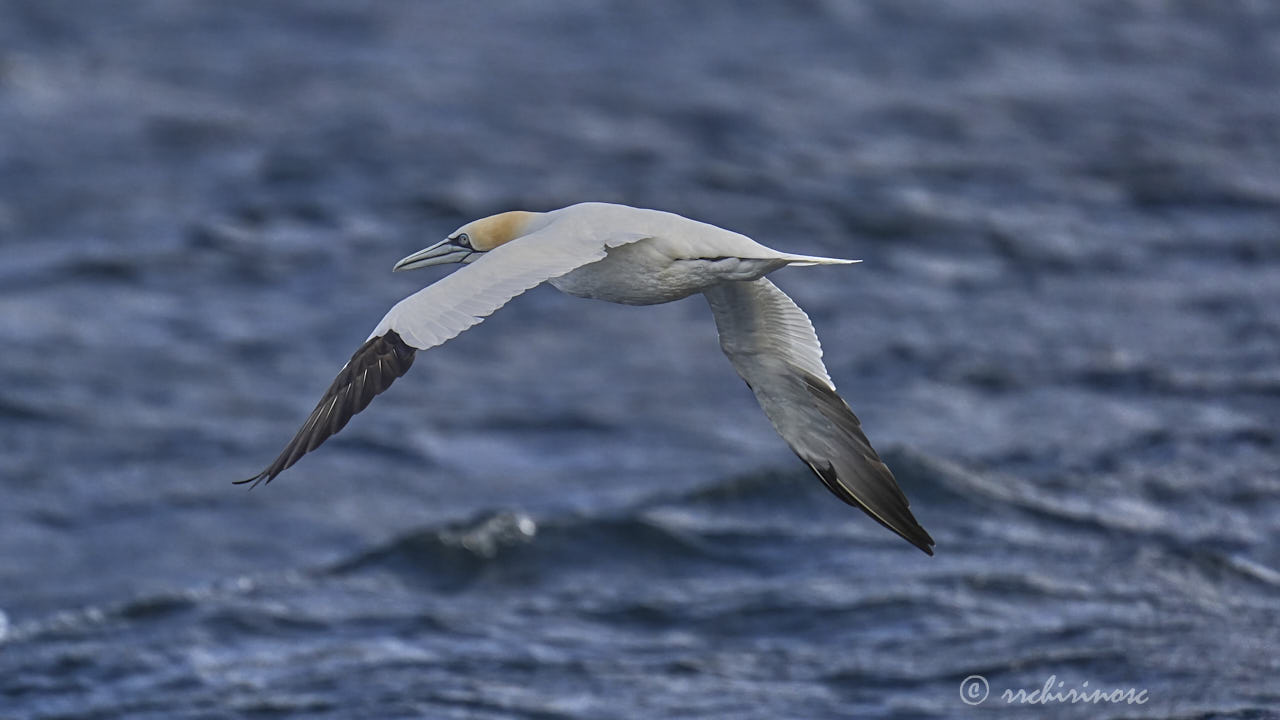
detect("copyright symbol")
[960,675,989,705]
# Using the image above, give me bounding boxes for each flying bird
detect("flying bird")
[240,202,934,555]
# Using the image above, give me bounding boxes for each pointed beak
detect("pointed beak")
[392,239,475,271]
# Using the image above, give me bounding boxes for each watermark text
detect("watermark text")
[960,674,1148,706]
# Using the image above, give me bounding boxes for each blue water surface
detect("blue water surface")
[1,2,1278,718]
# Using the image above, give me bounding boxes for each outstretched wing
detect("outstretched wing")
[240,226,651,487]
[369,227,652,350]
[703,278,934,555]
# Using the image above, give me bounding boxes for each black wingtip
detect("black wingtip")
[902,515,937,556]
[862,499,936,556]
[793,376,936,557]
[233,472,270,490]
[238,329,416,490]
[805,456,936,557]
[869,503,935,556]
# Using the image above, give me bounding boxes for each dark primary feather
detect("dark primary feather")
[797,374,935,555]
[238,330,416,488]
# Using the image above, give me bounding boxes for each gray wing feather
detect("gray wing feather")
[704,278,934,555]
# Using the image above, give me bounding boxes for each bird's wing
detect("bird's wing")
[703,278,934,555]
[240,227,651,487]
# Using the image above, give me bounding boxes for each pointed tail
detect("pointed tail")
[779,253,862,267]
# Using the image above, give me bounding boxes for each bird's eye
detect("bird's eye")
[456,233,472,249]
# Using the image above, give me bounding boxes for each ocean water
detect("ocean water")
[1,1,1278,718]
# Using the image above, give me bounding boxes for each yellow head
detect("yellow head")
[452,210,538,251]
[393,210,539,271]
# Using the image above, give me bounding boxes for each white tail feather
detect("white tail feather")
[780,254,862,267]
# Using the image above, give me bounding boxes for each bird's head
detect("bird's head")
[393,210,539,271]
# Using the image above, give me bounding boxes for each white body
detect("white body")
[545,204,798,304]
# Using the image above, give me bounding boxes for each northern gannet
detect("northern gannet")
[241,202,934,555]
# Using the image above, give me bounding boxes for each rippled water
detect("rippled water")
[2,2,1278,718]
